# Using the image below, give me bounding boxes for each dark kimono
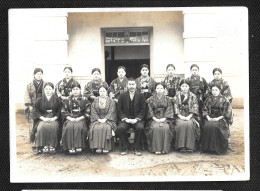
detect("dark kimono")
[55,77,78,99]
[201,95,232,154]
[109,77,128,101]
[145,95,175,153]
[162,75,181,98]
[89,97,117,151]
[61,95,91,151]
[208,79,233,103]
[83,79,109,102]
[136,76,156,100]
[31,95,62,148]
[24,79,46,142]
[173,91,200,150]
[186,75,209,116]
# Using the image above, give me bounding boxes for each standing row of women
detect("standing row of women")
[24,63,233,155]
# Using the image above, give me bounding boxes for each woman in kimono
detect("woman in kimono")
[24,68,46,143]
[136,64,156,100]
[201,84,232,154]
[89,85,117,153]
[109,66,128,103]
[162,64,181,99]
[208,68,233,103]
[61,82,91,154]
[173,79,200,153]
[55,67,78,101]
[83,68,109,103]
[186,64,209,117]
[145,82,175,154]
[31,82,62,154]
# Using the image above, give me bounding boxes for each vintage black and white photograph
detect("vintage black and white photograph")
[9,7,249,182]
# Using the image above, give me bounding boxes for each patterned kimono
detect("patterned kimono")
[162,75,181,98]
[31,95,62,148]
[55,77,78,100]
[186,75,209,115]
[24,79,46,142]
[136,76,156,100]
[173,91,200,150]
[89,97,117,151]
[109,77,128,101]
[145,94,175,153]
[208,79,233,103]
[201,95,232,154]
[61,95,91,151]
[83,79,109,103]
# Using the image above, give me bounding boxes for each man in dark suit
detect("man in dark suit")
[117,78,147,156]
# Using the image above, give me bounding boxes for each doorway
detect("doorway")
[105,46,150,84]
[102,27,152,84]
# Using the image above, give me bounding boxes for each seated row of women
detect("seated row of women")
[24,64,233,155]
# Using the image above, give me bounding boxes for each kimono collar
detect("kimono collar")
[64,77,72,82]
[191,75,200,80]
[140,75,150,81]
[93,78,102,84]
[118,76,126,81]
[33,78,43,84]
[46,94,52,101]
[167,75,176,80]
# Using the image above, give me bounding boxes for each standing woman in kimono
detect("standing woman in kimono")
[173,79,200,153]
[55,67,78,101]
[83,68,109,103]
[145,82,175,154]
[109,66,128,103]
[201,84,232,154]
[61,82,91,154]
[31,82,62,154]
[162,64,181,99]
[208,68,233,103]
[136,64,156,100]
[186,64,209,117]
[24,68,46,143]
[89,85,117,153]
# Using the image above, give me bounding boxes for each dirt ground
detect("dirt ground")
[14,109,245,181]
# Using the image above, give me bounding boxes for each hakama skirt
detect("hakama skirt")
[89,123,112,150]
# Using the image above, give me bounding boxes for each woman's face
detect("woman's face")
[72,87,81,96]
[92,71,101,80]
[141,67,149,77]
[156,84,165,94]
[99,87,107,97]
[167,66,175,76]
[64,69,72,79]
[117,68,126,78]
[44,85,53,96]
[214,71,222,80]
[212,86,220,96]
[34,72,43,81]
[181,83,189,93]
[191,67,199,76]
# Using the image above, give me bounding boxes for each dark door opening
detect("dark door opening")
[105,45,150,84]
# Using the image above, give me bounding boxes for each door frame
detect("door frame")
[100,27,153,81]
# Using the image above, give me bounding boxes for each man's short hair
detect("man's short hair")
[128,77,136,82]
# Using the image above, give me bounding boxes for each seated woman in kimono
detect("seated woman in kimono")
[185,64,209,117]
[136,64,156,100]
[173,79,200,153]
[145,82,174,154]
[61,82,91,154]
[24,68,46,143]
[31,82,62,154]
[201,84,232,154]
[83,68,109,103]
[162,64,181,99]
[89,85,117,153]
[109,66,128,103]
[55,67,78,101]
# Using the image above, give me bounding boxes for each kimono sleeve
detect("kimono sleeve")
[189,94,199,116]
[223,98,232,120]
[202,77,210,99]
[24,84,32,108]
[31,98,43,120]
[90,99,99,122]
[202,97,210,117]
[83,99,91,119]
[223,80,233,102]
[104,99,117,122]
[61,100,70,121]
[55,80,62,98]
[164,97,174,119]
[109,80,116,94]
[83,82,93,99]
[146,97,155,120]
[173,96,180,116]
[54,98,62,118]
